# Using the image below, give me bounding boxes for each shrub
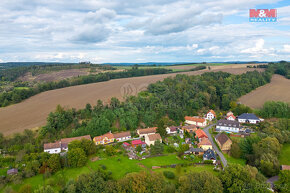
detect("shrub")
[163,171,175,179]
[204,160,213,164]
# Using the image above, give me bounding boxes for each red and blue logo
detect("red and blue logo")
[249,9,277,22]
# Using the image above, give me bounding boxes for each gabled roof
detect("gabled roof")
[168,126,179,132]
[132,139,146,145]
[113,131,131,139]
[185,116,206,123]
[123,142,130,146]
[93,132,114,142]
[195,129,208,139]
[44,141,61,150]
[137,127,157,134]
[226,114,236,120]
[182,125,198,130]
[189,147,204,152]
[147,133,162,141]
[238,113,259,120]
[217,119,240,128]
[198,138,212,146]
[203,149,216,160]
[215,133,231,146]
[207,110,216,116]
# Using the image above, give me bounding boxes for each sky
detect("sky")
[0,0,289,63]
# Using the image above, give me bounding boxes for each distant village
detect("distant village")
[43,111,263,165]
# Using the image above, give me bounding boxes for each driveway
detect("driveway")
[203,124,228,167]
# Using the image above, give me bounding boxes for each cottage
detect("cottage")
[238,113,261,124]
[185,116,207,127]
[188,147,204,155]
[131,139,146,148]
[226,114,236,121]
[198,138,212,150]
[137,127,157,138]
[215,133,232,153]
[203,149,216,163]
[7,168,18,175]
[145,133,162,146]
[205,110,216,121]
[166,126,179,135]
[216,119,240,133]
[226,111,234,117]
[195,129,208,141]
[113,131,131,142]
[122,142,131,149]
[43,135,91,154]
[182,125,198,133]
[93,132,114,145]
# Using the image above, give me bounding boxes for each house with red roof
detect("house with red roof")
[226,114,236,121]
[195,129,208,141]
[185,116,207,127]
[205,110,216,121]
[131,139,146,148]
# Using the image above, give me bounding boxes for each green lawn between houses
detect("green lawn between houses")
[223,153,246,166]
[279,143,290,165]
[1,154,216,192]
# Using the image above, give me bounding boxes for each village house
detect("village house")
[215,133,232,153]
[216,119,240,133]
[184,116,207,127]
[205,110,216,121]
[198,138,212,150]
[186,147,204,155]
[226,114,236,121]
[238,113,261,124]
[166,126,179,135]
[145,133,162,146]
[195,129,208,141]
[203,149,216,164]
[122,142,131,149]
[182,125,198,133]
[131,139,146,148]
[226,111,234,117]
[44,135,91,154]
[137,127,157,138]
[113,131,131,142]
[93,132,114,145]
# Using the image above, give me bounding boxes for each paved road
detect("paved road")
[203,124,228,167]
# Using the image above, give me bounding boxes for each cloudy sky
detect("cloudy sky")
[0,0,289,63]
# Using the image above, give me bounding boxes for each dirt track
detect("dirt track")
[0,66,263,136]
[239,75,290,109]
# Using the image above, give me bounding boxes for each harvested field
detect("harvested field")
[239,75,290,109]
[0,66,264,136]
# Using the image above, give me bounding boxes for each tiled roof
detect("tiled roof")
[137,127,157,134]
[44,141,61,150]
[195,129,208,139]
[198,138,212,146]
[147,133,162,141]
[226,114,236,120]
[185,116,206,123]
[182,125,198,130]
[189,147,204,152]
[215,133,231,146]
[217,119,240,128]
[113,131,131,139]
[169,126,179,132]
[94,132,114,142]
[238,113,259,120]
[203,149,216,160]
[207,110,216,116]
[132,139,146,145]
[123,142,130,146]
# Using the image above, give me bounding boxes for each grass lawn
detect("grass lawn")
[224,153,246,166]
[139,154,190,168]
[279,143,290,165]
[14,87,30,90]
[0,168,7,176]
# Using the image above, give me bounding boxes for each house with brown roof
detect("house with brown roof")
[198,138,212,150]
[215,133,232,153]
[166,126,179,135]
[93,132,115,145]
[182,125,198,133]
[44,135,92,154]
[145,133,162,146]
[113,131,131,142]
[137,127,157,138]
[205,110,216,121]
[184,116,207,127]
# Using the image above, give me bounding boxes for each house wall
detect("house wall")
[216,125,239,133]
[116,136,131,142]
[206,113,215,121]
[44,148,61,154]
[221,140,232,151]
[227,116,235,121]
[139,132,155,138]
[199,144,212,150]
[238,119,259,124]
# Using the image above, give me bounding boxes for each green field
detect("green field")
[224,153,246,166]
[279,143,290,165]
[2,153,216,192]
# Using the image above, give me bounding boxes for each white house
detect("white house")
[205,110,216,121]
[184,116,207,127]
[44,142,61,154]
[113,131,131,142]
[226,114,236,121]
[137,127,157,138]
[145,133,162,146]
[238,113,261,124]
[166,126,178,135]
[216,119,240,133]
